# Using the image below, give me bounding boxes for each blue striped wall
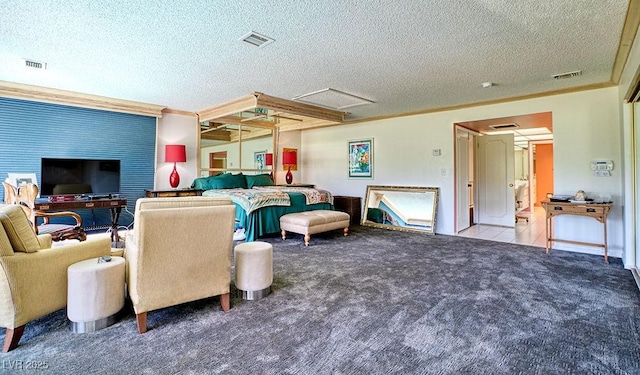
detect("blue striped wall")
[0,97,156,228]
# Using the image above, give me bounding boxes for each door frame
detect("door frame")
[455,126,480,232]
[527,140,553,211]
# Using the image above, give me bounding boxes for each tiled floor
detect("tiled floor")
[457,206,547,248]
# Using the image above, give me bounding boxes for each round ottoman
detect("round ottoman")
[67,256,125,333]
[234,241,273,300]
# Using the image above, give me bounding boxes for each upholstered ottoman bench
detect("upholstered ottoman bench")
[280,210,350,246]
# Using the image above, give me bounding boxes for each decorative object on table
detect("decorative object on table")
[348,138,373,178]
[265,153,274,180]
[165,144,186,189]
[283,149,297,185]
[575,190,586,201]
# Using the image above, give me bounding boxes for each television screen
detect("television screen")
[40,158,121,196]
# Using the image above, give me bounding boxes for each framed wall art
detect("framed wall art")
[348,138,373,178]
[254,150,267,170]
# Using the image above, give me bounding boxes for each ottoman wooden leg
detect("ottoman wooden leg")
[281,230,286,240]
[304,234,310,246]
[344,227,349,237]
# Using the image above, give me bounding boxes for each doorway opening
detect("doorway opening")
[209,151,227,175]
[454,112,554,245]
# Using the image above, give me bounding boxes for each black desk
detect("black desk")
[34,198,128,244]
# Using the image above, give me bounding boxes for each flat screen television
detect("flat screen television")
[40,158,121,196]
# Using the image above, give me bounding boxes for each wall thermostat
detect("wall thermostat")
[590,160,613,171]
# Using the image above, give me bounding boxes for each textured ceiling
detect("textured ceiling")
[0,1,632,121]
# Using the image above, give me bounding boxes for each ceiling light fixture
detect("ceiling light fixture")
[481,82,493,88]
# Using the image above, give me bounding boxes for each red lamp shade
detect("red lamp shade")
[165,144,186,188]
[283,151,297,184]
[265,153,273,166]
[165,144,186,163]
[283,151,297,165]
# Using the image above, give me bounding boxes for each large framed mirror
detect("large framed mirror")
[363,185,439,234]
[199,120,275,177]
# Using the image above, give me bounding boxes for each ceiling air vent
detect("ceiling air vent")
[552,70,582,80]
[23,59,47,70]
[489,123,519,130]
[239,31,274,48]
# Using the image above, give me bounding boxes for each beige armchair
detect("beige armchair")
[125,197,236,333]
[0,204,111,352]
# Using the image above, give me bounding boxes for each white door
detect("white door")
[477,133,515,226]
[456,131,471,231]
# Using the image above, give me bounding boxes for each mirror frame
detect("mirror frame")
[362,185,439,235]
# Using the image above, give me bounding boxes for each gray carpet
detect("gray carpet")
[2,226,639,374]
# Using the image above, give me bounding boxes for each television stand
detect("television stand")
[34,197,127,245]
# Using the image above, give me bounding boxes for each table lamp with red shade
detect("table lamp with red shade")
[282,150,297,185]
[165,144,186,188]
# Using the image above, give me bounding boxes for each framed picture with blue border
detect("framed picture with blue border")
[348,138,373,178]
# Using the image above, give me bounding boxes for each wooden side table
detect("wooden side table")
[541,200,612,263]
[145,189,203,198]
[333,195,362,225]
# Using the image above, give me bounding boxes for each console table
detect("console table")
[34,198,128,244]
[541,200,612,263]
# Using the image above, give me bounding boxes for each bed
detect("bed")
[193,173,333,242]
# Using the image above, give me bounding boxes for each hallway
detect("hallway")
[457,206,546,248]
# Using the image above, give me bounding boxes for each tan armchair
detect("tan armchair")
[0,204,111,352]
[125,196,236,333]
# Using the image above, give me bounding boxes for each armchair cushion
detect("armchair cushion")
[0,205,40,253]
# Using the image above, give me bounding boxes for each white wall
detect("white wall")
[301,87,624,258]
[156,113,198,189]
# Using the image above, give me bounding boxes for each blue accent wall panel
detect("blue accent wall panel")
[0,97,156,229]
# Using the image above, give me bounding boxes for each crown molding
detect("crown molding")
[0,81,166,117]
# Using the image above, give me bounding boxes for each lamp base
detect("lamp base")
[285,166,293,184]
[169,163,180,188]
